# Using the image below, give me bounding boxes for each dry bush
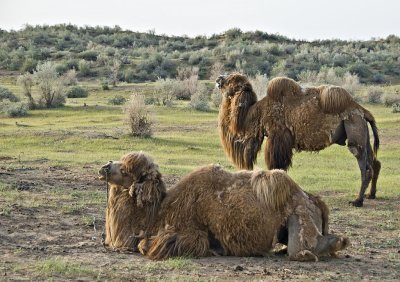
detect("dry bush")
[189,84,210,111]
[211,87,222,107]
[392,102,400,113]
[341,72,361,95]
[366,86,384,104]
[109,59,121,86]
[209,62,225,80]
[124,93,153,137]
[250,74,268,99]
[298,68,361,96]
[297,70,318,85]
[156,73,200,103]
[155,78,178,106]
[176,67,198,81]
[33,62,66,108]
[381,93,400,107]
[62,69,78,86]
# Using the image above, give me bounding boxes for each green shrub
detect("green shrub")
[101,82,110,90]
[145,96,159,105]
[20,58,38,73]
[0,86,19,102]
[392,102,400,113]
[66,59,79,70]
[78,50,99,61]
[123,69,135,83]
[108,95,126,105]
[78,60,91,76]
[0,100,28,117]
[66,86,89,98]
[55,62,69,74]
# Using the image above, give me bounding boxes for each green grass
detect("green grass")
[1,82,399,198]
[0,80,399,281]
[142,258,194,274]
[34,258,102,279]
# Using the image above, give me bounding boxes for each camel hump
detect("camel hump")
[319,86,355,114]
[251,169,298,211]
[267,77,303,102]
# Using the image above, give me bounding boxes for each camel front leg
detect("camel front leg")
[265,128,294,170]
[286,214,349,261]
[287,214,319,262]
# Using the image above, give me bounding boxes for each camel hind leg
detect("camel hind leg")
[344,115,374,207]
[367,159,381,199]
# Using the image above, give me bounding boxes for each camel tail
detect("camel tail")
[364,109,379,159]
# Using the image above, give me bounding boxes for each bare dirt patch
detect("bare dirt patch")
[0,158,399,281]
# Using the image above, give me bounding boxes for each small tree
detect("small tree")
[124,93,153,137]
[17,73,36,109]
[33,61,66,108]
[109,59,121,87]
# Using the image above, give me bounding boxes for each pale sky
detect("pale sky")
[0,0,399,41]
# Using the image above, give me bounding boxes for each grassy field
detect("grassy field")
[0,81,399,280]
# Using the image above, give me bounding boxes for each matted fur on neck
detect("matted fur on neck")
[218,86,263,170]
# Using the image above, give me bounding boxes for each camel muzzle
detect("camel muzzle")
[216,75,226,89]
[98,161,112,180]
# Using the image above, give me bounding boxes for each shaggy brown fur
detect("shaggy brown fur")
[99,152,349,261]
[216,73,381,207]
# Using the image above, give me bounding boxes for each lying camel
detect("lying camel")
[98,152,349,261]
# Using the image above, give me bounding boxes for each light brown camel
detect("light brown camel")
[98,152,349,261]
[216,73,381,207]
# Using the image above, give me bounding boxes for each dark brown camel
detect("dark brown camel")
[217,73,381,207]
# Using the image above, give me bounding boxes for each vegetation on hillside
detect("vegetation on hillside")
[0,25,399,84]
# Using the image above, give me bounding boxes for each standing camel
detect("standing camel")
[216,73,381,207]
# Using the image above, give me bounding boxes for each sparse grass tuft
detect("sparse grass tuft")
[163,257,193,269]
[35,258,99,279]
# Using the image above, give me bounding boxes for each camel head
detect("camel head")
[216,73,255,99]
[99,152,166,209]
[98,160,133,188]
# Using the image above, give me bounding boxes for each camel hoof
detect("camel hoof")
[289,250,318,262]
[349,199,363,207]
[366,194,376,199]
